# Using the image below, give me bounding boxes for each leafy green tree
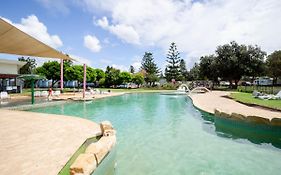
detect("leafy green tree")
[63,60,73,81]
[165,42,181,81]
[64,65,84,86]
[18,57,37,74]
[104,66,121,87]
[141,52,159,86]
[199,55,219,82]
[36,61,61,87]
[94,69,105,87]
[244,45,266,77]
[189,63,201,80]
[179,59,188,81]
[86,67,97,82]
[64,64,97,86]
[98,78,106,87]
[267,50,281,84]
[215,41,266,88]
[95,69,105,81]
[18,57,37,88]
[132,73,144,86]
[129,65,135,74]
[119,72,132,84]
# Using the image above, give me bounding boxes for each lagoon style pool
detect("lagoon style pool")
[30,93,281,175]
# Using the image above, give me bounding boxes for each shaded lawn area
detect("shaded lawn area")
[230,92,281,111]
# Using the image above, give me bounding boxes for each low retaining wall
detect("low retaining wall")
[69,121,117,175]
[3,100,70,111]
[189,92,281,127]
[214,108,281,126]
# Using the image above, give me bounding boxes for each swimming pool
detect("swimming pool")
[30,93,281,175]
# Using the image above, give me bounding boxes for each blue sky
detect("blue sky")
[1,0,281,71]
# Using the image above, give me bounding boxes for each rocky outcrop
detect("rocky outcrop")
[85,135,116,164]
[214,108,281,126]
[100,121,116,136]
[70,121,116,175]
[271,118,281,126]
[70,154,97,175]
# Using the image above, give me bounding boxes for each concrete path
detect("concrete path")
[189,91,281,120]
[0,109,102,175]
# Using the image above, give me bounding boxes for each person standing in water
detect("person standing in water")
[48,87,53,100]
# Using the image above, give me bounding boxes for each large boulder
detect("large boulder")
[246,116,270,125]
[85,135,117,164]
[270,118,281,126]
[70,153,97,175]
[231,113,246,121]
[100,121,116,136]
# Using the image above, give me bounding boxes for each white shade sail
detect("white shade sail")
[0,18,73,60]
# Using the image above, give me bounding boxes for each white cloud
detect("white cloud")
[129,55,142,71]
[96,17,140,44]
[3,15,63,49]
[132,61,141,71]
[112,64,128,71]
[84,35,102,52]
[84,0,281,59]
[70,54,93,66]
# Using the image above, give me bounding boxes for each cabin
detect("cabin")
[0,58,26,93]
[253,77,273,86]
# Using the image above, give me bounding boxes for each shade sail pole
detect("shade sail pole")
[83,64,86,99]
[60,59,63,92]
[31,79,35,104]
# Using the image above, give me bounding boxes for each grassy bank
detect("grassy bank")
[230,92,281,111]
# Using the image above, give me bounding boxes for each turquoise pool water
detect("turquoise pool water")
[30,93,281,175]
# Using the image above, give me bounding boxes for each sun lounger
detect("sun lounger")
[0,91,10,99]
[85,91,91,96]
[256,90,281,100]
[41,91,48,97]
[276,90,281,99]
[252,90,262,98]
[53,91,61,96]
[257,95,272,100]
[34,91,41,97]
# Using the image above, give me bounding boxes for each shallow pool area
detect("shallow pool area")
[29,93,281,175]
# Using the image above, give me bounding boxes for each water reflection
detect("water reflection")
[92,146,117,175]
[200,111,281,149]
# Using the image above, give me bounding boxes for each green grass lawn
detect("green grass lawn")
[230,92,281,111]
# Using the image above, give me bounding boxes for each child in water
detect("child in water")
[48,87,52,100]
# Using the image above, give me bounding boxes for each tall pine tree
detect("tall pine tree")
[141,52,159,86]
[165,42,181,81]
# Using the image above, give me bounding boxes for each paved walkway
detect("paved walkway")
[1,92,125,108]
[189,91,281,120]
[0,109,102,175]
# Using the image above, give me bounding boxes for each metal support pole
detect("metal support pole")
[60,59,64,92]
[83,64,86,99]
[31,79,34,104]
